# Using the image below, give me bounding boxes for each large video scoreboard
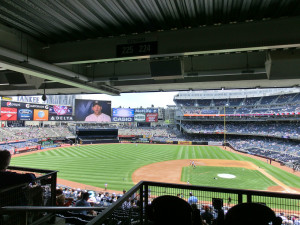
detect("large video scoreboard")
[0,99,159,123]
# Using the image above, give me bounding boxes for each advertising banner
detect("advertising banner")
[134,113,146,122]
[48,105,73,121]
[49,105,72,116]
[33,109,49,121]
[18,108,33,120]
[134,108,158,113]
[74,99,112,122]
[112,108,135,122]
[48,115,74,121]
[145,113,158,122]
[1,101,22,108]
[134,108,158,122]
[178,141,192,145]
[118,135,135,138]
[208,142,223,146]
[1,100,50,121]
[24,103,49,110]
[1,107,18,121]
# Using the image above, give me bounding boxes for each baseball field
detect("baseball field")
[10,144,300,193]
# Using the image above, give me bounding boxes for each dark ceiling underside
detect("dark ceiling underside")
[0,0,300,96]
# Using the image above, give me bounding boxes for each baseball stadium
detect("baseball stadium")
[1,1,300,225]
[1,89,300,225]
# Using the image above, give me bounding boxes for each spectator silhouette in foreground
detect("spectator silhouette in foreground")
[224,203,282,225]
[75,192,92,215]
[201,206,214,225]
[0,150,36,188]
[146,195,203,225]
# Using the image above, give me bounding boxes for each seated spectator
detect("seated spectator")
[146,195,202,225]
[224,203,282,225]
[122,198,132,210]
[75,192,92,215]
[201,206,213,225]
[191,204,206,225]
[0,150,36,188]
[56,189,73,206]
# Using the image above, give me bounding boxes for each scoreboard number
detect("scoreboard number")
[117,41,158,57]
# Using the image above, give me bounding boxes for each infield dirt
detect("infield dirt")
[131,158,299,194]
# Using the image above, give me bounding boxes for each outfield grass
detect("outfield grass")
[10,144,300,191]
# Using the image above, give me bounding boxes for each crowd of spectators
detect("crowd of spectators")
[54,185,141,223]
[181,121,300,140]
[55,185,300,225]
[118,127,175,137]
[175,92,300,108]
[0,126,74,142]
[56,186,133,208]
[181,104,300,116]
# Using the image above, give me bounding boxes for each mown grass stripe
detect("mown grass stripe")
[10,144,300,191]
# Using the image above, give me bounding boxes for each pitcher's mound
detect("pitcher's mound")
[217,174,236,179]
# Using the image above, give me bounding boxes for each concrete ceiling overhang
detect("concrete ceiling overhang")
[0,0,300,96]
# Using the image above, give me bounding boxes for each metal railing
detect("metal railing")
[1,179,300,225]
[0,166,57,225]
[87,181,300,225]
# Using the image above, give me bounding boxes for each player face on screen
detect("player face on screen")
[92,103,102,115]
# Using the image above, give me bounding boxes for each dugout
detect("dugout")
[76,128,119,144]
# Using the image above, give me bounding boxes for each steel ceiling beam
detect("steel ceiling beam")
[0,46,120,96]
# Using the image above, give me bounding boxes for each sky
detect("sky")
[80,92,178,108]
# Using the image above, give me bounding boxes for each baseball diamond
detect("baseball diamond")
[10,144,300,193]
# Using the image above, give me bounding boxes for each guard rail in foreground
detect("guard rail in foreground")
[1,180,300,225]
[87,181,300,225]
[0,166,57,225]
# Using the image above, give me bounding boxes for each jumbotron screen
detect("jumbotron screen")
[74,99,112,122]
